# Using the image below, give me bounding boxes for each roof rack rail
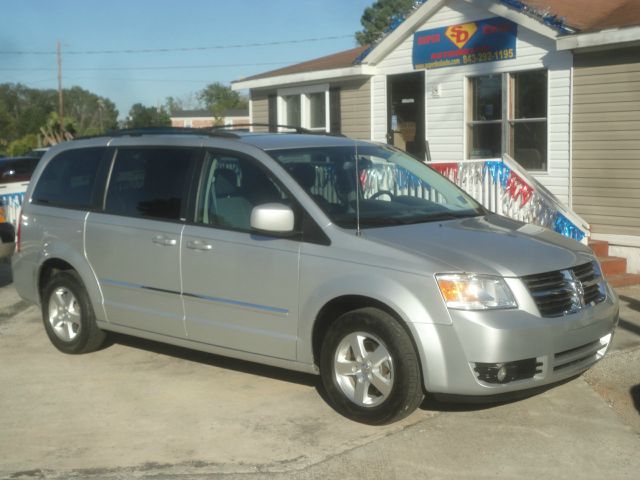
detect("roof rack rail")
[211,123,345,137]
[210,123,310,133]
[105,127,240,139]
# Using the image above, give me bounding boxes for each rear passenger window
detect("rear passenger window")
[105,148,195,221]
[32,148,104,209]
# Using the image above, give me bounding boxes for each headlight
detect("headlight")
[436,274,517,310]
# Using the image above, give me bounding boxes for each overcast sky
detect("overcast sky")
[0,0,373,117]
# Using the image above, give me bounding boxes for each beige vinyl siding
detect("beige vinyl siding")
[572,48,640,236]
[338,79,371,140]
[249,81,371,136]
[250,90,270,131]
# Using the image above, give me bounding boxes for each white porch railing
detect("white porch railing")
[429,155,589,243]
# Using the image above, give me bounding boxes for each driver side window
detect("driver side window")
[197,151,289,231]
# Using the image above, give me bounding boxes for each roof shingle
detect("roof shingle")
[235,45,369,83]
[520,0,640,32]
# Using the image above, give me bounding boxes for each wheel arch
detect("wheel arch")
[311,295,425,386]
[36,252,106,324]
[38,258,76,300]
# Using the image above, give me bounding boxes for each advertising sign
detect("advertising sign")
[413,17,517,70]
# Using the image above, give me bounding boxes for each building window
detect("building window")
[467,70,547,171]
[308,92,326,129]
[184,119,192,128]
[283,94,302,127]
[278,85,329,132]
[468,75,502,159]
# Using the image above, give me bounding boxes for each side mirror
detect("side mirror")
[250,203,295,234]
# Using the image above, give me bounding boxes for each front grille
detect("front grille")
[573,262,603,305]
[522,262,606,317]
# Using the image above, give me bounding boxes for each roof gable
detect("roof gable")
[361,0,566,65]
[363,0,640,65]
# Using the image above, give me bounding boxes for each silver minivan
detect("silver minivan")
[12,129,619,424]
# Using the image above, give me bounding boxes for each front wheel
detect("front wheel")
[42,271,106,354]
[320,307,424,424]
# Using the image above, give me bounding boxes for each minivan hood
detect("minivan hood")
[361,214,593,277]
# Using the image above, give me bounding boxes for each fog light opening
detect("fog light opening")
[473,358,541,384]
[496,364,508,383]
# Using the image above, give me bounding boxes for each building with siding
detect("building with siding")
[233,0,640,272]
[170,109,249,129]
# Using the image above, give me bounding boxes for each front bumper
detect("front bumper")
[413,289,618,397]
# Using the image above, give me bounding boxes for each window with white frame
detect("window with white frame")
[278,85,329,132]
[467,70,548,171]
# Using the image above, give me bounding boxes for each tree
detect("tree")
[165,93,199,115]
[355,0,415,46]
[39,112,75,146]
[125,103,171,129]
[0,83,118,155]
[63,87,118,136]
[198,82,248,121]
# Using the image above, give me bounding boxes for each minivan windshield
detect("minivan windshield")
[268,144,485,229]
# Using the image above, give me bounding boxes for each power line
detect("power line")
[67,77,235,84]
[0,60,302,72]
[0,34,353,55]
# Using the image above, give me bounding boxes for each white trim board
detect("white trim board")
[557,26,640,51]
[232,66,376,91]
[590,233,640,249]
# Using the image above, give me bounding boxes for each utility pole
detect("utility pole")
[56,41,63,120]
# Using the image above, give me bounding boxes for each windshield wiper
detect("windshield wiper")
[396,211,481,225]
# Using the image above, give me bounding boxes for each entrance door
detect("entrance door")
[386,71,426,160]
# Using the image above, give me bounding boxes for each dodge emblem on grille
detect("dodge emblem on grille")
[562,269,585,313]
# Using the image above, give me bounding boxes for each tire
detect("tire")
[320,307,424,425]
[41,271,106,354]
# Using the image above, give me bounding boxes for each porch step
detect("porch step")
[598,256,628,276]
[588,239,640,287]
[588,239,609,257]
[605,273,640,288]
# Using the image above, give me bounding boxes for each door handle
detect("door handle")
[186,240,213,251]
[152,235,177,246]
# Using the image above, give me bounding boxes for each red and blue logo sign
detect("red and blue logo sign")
[413,17,517,70]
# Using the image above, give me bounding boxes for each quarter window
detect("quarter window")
[32,148,104,209]
[467,71,548,171]
[104,148,195,221]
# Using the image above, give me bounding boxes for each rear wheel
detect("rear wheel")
[320,307,424,424]
[42,271,105,354]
